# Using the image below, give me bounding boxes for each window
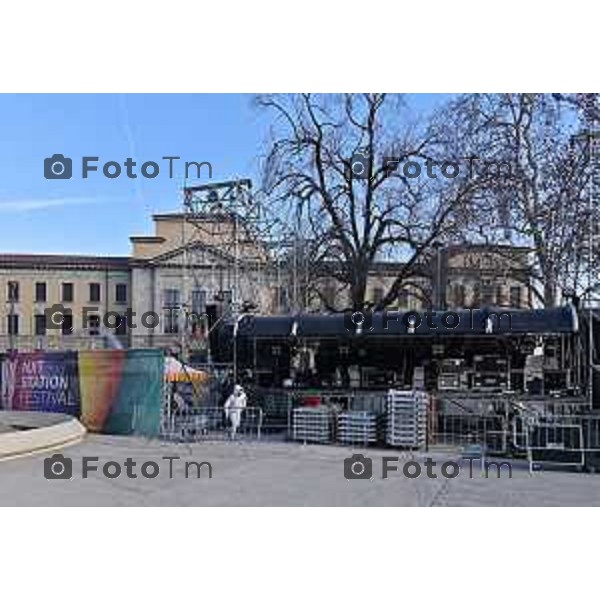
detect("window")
[398,289,409,308]
[217,290,233,305]
[164,308,179,334]
[495,285,505,306]
[190,289,208,334]
[34,314,46,336]
[452,285,466,307]
[471,284,481,308]
[510,286,522,308]
[115,314,127,336]
[7,314,19,335]
[62,282,74,302]
[35,282,47,303]
[89,283,101,303]
[61,312,73,335]
[321,284,335,309]
[276,286,289,312]
[191,289,207,314]
[7,281,19,302]
[87,314,101,336]
[482,279,494,306]
[115,283,127,303]
[163,288,180,309]
[372,287,384,306]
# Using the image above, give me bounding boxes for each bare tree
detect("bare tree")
[257,93,486,311]
[452,93,599,307]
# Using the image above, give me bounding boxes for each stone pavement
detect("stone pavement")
[1,435,600,506]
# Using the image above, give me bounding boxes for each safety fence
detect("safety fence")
[161,406,263,443]
[430,411,600,472]
[248,388,388,435]
[432,414,508,451]
[518,414,600,472]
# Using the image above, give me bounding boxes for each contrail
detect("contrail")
[117,94,149,213]
[0,196,125,213]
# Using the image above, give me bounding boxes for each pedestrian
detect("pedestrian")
[224,384,247,439]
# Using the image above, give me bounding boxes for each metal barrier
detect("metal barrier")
[524,418,585,470]
[161,406,263,443]
[432,414,508,452]
[517,414,600,472]
[433,410,600,472]
[159,381,600,474]
[249,388,297,434]
[247,388,388,437]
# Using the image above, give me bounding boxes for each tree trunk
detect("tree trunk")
[543,280,556,308]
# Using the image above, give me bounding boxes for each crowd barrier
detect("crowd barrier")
[161,406,263,442]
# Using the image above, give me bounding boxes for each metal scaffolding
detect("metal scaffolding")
[177,179,310,363]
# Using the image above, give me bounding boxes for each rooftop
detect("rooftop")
[0,254,131,270]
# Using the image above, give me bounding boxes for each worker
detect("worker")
[224,384,247,439]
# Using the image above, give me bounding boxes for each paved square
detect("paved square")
[1,435,600,506]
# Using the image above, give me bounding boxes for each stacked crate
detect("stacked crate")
[292,407,332,443]
[337,411,379,445]
[386,390,428,448]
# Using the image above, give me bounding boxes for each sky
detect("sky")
[0,93,448,256]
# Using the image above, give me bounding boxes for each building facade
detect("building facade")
[0,212,536,354]
[0,254,130,351]
[442,245,533,310]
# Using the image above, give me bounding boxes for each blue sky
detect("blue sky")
[0,94,448,256]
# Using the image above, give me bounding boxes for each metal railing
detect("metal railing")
[518,414,600,472]
[430,409,600,472]
[160,406,263,443]
[432,414,508,451]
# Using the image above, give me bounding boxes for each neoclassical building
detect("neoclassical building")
[441,244,533,310]
[0,211,535,356]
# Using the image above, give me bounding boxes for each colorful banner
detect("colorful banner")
[1,351,80,415]
[78,349,163,436]
[0,349,164,436]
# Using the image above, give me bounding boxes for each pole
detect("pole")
[437,246,442,309]
[572,128,598,408]
[589,152,594,408]
[234,180,240,312]
[181,202,188,362]
[584,129,599,408]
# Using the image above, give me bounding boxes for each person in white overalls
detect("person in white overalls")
[224,384,247,439]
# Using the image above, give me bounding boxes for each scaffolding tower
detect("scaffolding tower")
[177,179,313,363]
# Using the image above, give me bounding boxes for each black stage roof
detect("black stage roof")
[234,306,578,339]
